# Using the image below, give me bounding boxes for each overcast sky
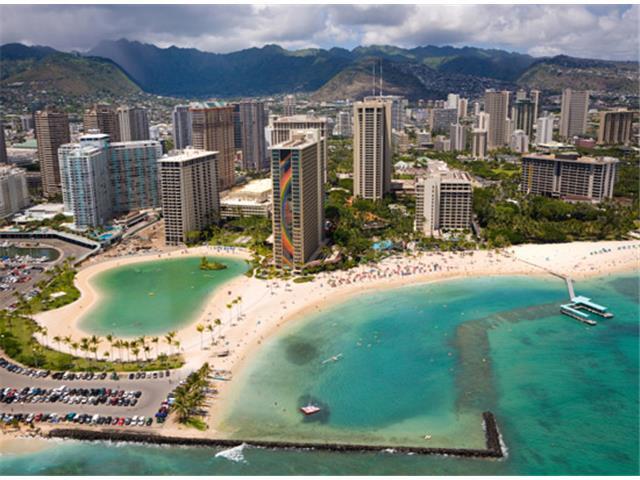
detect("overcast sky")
[1,4,638,60]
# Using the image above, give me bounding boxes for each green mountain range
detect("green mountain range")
[0,43,140,97]
[1,40,637,103]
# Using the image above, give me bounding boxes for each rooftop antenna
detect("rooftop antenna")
[372,61,376,97]
[379,59,383,97]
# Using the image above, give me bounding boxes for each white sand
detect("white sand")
[30,240,639,434]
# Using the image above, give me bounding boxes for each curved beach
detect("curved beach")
[30,239,639,437]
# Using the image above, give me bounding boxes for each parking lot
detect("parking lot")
[0,358,188,420]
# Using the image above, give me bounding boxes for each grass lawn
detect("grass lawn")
[0,262,184,372]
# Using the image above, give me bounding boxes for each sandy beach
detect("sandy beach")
[29,240,639,436]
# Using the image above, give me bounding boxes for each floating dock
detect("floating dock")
[559,279,614,325]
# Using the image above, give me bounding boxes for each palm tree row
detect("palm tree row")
[49,332,178,362]
[172,363,213,424]
[196,317,222,350]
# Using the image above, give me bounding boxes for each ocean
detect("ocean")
[1,271,637,475]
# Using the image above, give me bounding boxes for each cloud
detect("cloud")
[0,4,637,60]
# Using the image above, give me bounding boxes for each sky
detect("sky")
[0,4,638,61]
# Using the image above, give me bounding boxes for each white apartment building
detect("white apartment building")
[158,149,220,245]
[415,160,473,237]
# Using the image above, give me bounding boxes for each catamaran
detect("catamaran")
[300,404,321,415]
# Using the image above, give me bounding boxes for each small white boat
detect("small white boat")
[300,404,321,416]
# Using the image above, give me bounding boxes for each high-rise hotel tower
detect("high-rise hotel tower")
[353,98,393,199]
[271,130,324,270]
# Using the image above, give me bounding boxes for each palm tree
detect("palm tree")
[106,334,114,358]
[174,340,181,353]
[40,327,48,346]
[164,330,176,354]
[80,338,90,358]
[236,296,243,319]
[53,335,62,352]
[143,344,151,360]
[196,324,205,350]
[64,335,72,353]
[90,335,101,356]
[123,340,131,362]
[151,337,159,357]
[132,346,140,362]
[165,331,176,354]
[206,324,214,344]
[71,342,79,356]
[89,345,98,360]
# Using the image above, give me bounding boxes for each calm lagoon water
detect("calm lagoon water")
[78,256,248,336]
[1,271,637,475]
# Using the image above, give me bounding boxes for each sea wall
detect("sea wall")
[47,411,504,459]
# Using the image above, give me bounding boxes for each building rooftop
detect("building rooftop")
[233,178,272,195]
[11,139,37,149]
[272,130,319,149]
[189,101,228,110]
[274,114,327,123]
[159,148,217,163]
[422,159,472,183]
[524,153,619,165]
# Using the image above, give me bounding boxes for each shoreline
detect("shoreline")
[34,246,252,343]
[26,240,639,438]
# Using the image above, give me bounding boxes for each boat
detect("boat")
[300,404,321,416]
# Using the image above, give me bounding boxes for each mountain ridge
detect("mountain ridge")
[1,40,637,103]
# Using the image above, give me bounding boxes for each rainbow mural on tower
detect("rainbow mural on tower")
[279,150,295,265]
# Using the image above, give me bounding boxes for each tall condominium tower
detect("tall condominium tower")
[159,150,220,245]
[446,93,460,110]
[514,99,535,138]
[35,110,70,197]
[233,100,268,172]
[364,95,405,131]
[535,115,554,145]
[559,89,589,140]
[271,115,328,182]
[109,139,163,214]
[59,137,112,228]
[0,166,30,219]
[271,130,324,270]
[431,108,458,133]
[521,152,617,202]
[597,109,635,146]
[172,105,192,150]
[283,95,296,116]
[117,106,150,142]
[190,103,236,191]
[476,112,490,131]
[84,104,120,141]
[353,98,392,199]
[531,90,541,121]
[484,90,510,149]
[0,121,7,164]
[471,129,488,159]
[510,130,529,154]
[449,123,467,151]
[334,110,352,138]
[415,160,472,237]
[457,98,469,119]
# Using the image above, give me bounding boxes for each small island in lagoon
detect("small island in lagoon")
[199,257,228,271]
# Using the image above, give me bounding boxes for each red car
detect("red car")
[117,417,125,426]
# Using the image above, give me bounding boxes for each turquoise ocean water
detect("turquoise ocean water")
[78,256,247,336]
[1,272,637,475]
